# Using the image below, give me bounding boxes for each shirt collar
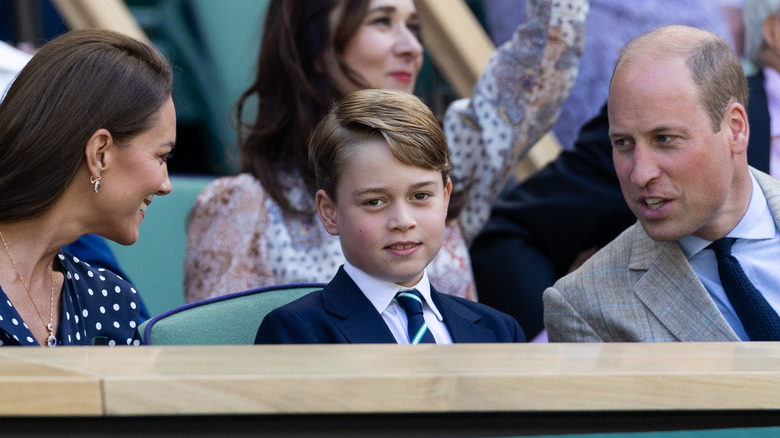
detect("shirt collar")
[343,261,443,321]
[679,171,775,258]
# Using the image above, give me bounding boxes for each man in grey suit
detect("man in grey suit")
[543,25,780,342]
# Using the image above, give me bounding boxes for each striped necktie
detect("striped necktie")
[395,290,435,344]
[709,237,780,341]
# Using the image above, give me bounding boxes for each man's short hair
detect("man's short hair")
[612,25,748,132]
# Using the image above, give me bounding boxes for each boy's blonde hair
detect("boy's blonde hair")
[309,89,451,201]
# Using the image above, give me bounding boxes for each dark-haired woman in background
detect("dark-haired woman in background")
[184,0,587,303]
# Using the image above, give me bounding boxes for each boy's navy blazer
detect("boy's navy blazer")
[255,267,525,344]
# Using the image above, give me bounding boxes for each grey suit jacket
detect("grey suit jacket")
[543,169,780,342]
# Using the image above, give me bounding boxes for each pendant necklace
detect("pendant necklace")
[0,231,57,347]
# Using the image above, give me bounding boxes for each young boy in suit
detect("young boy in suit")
[255,89,525,344]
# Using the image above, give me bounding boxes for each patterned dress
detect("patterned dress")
[183,0,588,303]
[0,251,143,346]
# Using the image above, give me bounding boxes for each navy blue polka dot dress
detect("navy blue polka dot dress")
[0,250,143,346]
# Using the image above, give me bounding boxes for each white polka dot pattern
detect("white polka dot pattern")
[0,250,143,346]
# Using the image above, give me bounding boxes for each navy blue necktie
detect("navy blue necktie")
[395,290,435,344]
[709,237,780,341]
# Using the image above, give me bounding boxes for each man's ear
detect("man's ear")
[84,128,113,177]
[724,101,749,156]
[315,189,339,236]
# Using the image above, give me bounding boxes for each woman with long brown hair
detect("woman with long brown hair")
[184,0,588,303]
[0,29,175,346]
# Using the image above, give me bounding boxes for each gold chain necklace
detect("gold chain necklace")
[0,230,56,347]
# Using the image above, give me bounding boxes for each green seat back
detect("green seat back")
[139,283,324,345]
[107,174,214,317]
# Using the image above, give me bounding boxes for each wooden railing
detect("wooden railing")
[2,343,780,436]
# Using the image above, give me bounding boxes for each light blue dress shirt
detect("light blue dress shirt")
[679,173,780,340]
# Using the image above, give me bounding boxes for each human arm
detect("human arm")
[183,174,276,303]
[468,104,635,337]
[445,0,589,243]
[543,286,604,342]
[508,316,527,343]
[472,104,633,276]
[254,307,324,344]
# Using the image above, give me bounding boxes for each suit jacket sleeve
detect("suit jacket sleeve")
[543,286,604,342]
[255,306,322,344]
[491,308,525,342]
[508,317,526,342]
[436,292,526,342]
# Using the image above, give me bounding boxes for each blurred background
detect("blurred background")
[0,0,491,316]
[1,0,488,177]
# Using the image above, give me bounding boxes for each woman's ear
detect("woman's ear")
[315,189,339,236]
[84,128,113,177]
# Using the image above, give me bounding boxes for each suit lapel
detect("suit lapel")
[628,226,738,341]
[431,290,495,342]
[321,268,396,343]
